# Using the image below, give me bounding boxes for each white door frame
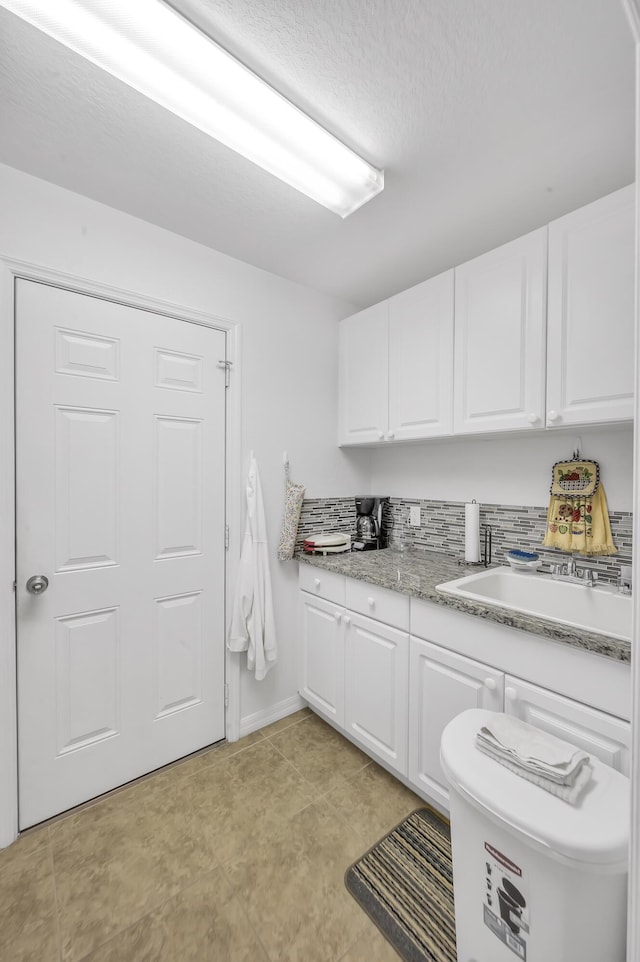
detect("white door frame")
[620,7,640,961]
[0,256,242,847]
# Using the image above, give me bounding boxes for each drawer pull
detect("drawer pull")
[334,612,341,623]
[505,686,517,701]
[484,677,497,691]
[343,615,351,626]
[314,578,321,589]
[367,596,375,607]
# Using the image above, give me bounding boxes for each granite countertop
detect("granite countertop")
[297,548,631,664]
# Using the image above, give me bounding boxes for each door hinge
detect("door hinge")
[224,683,230,708]
[225,524,230,550]
[217,359,232,388]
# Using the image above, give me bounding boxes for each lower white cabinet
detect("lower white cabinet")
[408,638,504,809]
[344,612,409,774]
[299,593,345,726]
[504,675,631,775]
[298,568,631,814]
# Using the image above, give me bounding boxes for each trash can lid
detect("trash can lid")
[440,709,629,867]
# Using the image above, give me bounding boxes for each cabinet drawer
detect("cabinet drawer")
[504,675,631,775]
[346,578,410,630]
[298,565,345,605]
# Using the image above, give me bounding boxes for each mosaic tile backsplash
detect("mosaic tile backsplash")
[296,497,632,584]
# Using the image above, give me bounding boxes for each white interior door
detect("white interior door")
[15,280,227,828]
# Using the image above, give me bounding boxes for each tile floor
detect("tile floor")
[1,709,426,962]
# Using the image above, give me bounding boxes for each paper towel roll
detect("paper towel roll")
[465,501,480,563]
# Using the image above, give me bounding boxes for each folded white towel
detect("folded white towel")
[476,739,593,804]
[476,736,589,788]
[477,714,589,785]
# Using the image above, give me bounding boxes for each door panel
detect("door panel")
[16,280,227,827]
[338,301,389,444]
[546,184,634,426]
[408,637,503,809]
[344,613,409,774]
[154,416,203,558]
[299,593,345,725]
[388,269,454,440]
[55,606,120,755]
[55,406,120,570]
[453,228,546,433]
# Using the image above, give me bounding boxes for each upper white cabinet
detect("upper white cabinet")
[453,228,547,434]
[546,184,635,427]
[337,186,635,446]
[388,270,454,441]
[338,301,389,445]
[338,270,454,445]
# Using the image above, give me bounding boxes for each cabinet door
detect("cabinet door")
[504,675,630,775]
[408,638,504,809]
[338,302,389,445]
[453,228,547,434]
[388,269,454,440]
[299,593,345,726]
[546,185,635,427]
[344,612,409,774]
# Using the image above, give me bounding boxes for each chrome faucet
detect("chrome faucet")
[550,559,598,587]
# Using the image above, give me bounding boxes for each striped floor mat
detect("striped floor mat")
[345,807,456,962]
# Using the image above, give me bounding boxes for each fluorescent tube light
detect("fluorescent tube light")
[2,0,384,216]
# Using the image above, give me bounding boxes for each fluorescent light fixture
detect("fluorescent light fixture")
[2,0,384,216]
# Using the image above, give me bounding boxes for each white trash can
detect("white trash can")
[440,709,629,962]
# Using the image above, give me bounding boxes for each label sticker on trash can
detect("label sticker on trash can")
[483,841,529,960]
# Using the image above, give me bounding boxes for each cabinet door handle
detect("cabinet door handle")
[484,677,497,691]
[377,431,384,439]
[386,431,395,440]
[314,578,321,589]
[343,615,351,626]
[547,410,559,423]
[334,612,342,623]
[527,413,539,424]
[367,596,375,607]
[505,686,517,701]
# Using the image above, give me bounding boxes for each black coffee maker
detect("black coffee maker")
[353,496,391,550]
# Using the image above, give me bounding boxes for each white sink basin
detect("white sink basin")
[436,566,632,642]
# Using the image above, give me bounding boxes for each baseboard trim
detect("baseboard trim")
[239,694,306,738]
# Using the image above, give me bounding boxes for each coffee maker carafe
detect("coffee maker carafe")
[354,496,390,551]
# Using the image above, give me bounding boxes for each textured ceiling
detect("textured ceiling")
[0,0,635,307]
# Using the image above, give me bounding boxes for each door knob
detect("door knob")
[547,410,559,423]
[484,677,497,691]
[26,575,49,595]
[505,686,517,701]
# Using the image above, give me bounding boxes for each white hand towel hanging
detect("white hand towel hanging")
[228,455,277,680]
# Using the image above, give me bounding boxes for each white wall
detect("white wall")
[369,424,633,512]
[0,162,371,735]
